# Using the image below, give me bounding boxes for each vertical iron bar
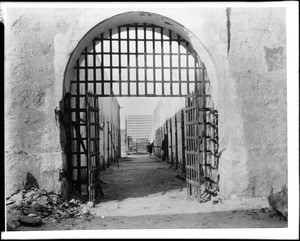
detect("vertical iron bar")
[127,26,130,96]
[101,33,104,96]
[84,47,88,196]
[184,96,188,196]
[161,27,164,96]
[96,96,100,200]
[175,114,178,169]
[92,41,97,201]
[186,42,190,94]
[86,93,90,200]
[135,25,139,96]
[194,56,197,93]
[202,67,207,193]
[93,40,96,96]
[178,35,182,96]
[109,29,113,96]
[76,59,81,193]
[152,26,156,95]
[169,30,173,96]
[118,27,122,96]
[144,24,147,95]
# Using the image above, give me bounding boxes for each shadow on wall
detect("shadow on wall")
[23,172,39,191]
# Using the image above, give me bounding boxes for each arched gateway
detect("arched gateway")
[63,12,220,203]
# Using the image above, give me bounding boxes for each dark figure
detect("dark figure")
[147,142,153,155]
[161,134,168,161]
[151,142,154,155]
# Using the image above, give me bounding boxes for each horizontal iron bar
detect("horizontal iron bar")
[71,80,198,84]
[71,94,194,97]
[74,66,200,70]
[94,37,188,43]
[82,52,190,56]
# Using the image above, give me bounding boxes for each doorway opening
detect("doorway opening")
[63,13,219,203]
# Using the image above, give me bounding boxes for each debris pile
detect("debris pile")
[268,185,288,221]
[6,188,95,230]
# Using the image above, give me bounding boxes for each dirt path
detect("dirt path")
[12,154,286,231]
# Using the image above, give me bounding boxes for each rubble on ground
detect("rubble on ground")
[6,188,95,230]
[268,185,288,221]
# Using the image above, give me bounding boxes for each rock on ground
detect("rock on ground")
[268,185,288,219]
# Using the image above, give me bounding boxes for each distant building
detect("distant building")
[125,115,152,153]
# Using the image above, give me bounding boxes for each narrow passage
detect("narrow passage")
[100,155,185,202]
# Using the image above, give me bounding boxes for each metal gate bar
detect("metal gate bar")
[86,92,101,202]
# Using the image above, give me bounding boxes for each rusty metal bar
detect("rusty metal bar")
[86,93,90,200]
[101,33,104,96]
[127,26,130,96]
[109,29,113,95]
[152,26,156,95]
[76,59,81,192]
[74,65,198,70]
[194,55,197,93]
[135,24,139,96]
[85,47,88,96]
[93,40,96,96]
[85,51,189,56]
[144,24,147,95]
[186,42,190,94]
[178,34,182,96]
[161,27,164,96]
[169,30,173,96]
[118,27,122,96]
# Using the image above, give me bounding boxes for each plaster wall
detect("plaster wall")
[5,7,286,197]
[151,97,185,142]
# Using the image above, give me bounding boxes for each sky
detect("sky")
[116,97,161,129]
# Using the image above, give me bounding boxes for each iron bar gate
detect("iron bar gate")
[68,22,218,202]
[185,67,219,202]
[70,91,102,202]
[86,92,102,201]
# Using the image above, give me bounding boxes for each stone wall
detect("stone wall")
[227,8,287,196]
[5,7,287,197]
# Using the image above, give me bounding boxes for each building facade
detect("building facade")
[125,115,152,153]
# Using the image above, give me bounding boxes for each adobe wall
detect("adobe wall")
[5,7,286,197]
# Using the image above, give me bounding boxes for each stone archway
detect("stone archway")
[62,11,219,202]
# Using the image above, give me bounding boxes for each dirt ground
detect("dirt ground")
[7,154,287,232]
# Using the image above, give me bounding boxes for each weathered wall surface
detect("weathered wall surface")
[227,8,287,196]
[152,97,185,139]
[5,7,286,198]
[5,9,62,196]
